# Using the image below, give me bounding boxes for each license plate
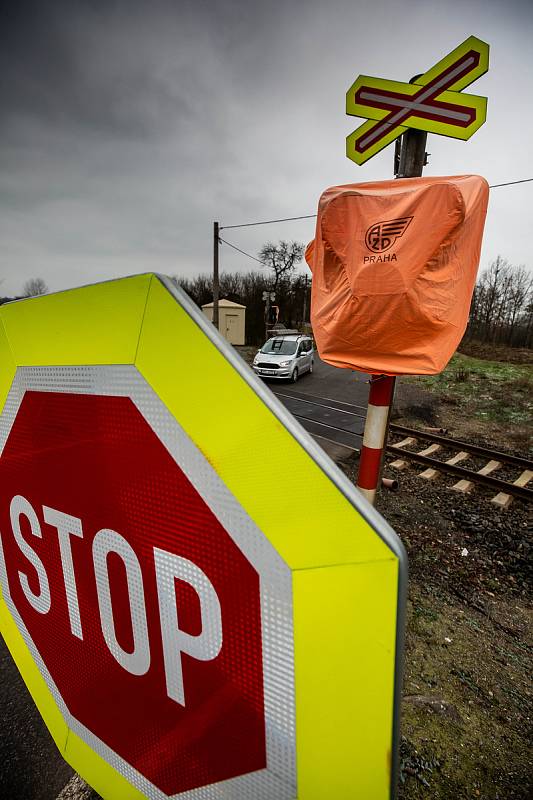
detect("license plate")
[261,369,276,375]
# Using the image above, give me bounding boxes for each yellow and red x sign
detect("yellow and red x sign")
[346,36,489,165]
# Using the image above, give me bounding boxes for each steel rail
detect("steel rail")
[290,412,361,440]
[272,389,367,417]
[385,446,533,501]
[276,391,532,471]
[389,424,533,470]
[274,390,532,501]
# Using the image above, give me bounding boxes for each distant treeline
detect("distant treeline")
[465,257,533,349]
[3,256,530,351]
[174,271,310,345]
[177,258,533,350]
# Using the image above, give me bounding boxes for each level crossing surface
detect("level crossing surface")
[272,389,365,450]
[266,354,371,452]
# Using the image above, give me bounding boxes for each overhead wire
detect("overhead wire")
[218,237,263,264]
[219,177,533,234]
[220,214,317,231]
[219,177,533,265]
[488,177,533,188]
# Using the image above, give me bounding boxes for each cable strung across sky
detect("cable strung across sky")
[220,177,532,232]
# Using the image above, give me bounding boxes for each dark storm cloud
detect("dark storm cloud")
[0,0,532,295]
[0,0,309,292]
[1,2,202,140]
[0,0,295,138]
[0,0,298,174]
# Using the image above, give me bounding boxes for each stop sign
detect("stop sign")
[0,370,295,799]
[0,274,406,800]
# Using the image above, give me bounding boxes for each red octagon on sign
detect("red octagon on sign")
[0,390,267,796]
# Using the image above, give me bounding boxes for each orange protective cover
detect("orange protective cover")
[306,175,489,375]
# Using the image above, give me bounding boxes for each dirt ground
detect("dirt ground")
[369,466,530,799]
[340,344,533,799]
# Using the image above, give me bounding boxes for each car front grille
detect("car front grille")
[256,363,280,369]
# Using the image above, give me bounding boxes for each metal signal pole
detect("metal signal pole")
[264,291,271,343]
[357,126,427,505]
[213,221,220,330]
[302,274,309,325]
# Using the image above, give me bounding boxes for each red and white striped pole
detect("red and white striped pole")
[356,375,395,504]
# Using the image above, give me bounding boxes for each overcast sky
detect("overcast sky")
[1,0,532,297]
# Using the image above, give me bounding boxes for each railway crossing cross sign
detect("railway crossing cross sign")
[346,35,489,165]
[0,274,406,800]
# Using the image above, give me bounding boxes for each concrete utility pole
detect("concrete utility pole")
[357,125,428,505]
[213,221,220,330]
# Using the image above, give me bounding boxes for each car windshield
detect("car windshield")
[260,339,298,355]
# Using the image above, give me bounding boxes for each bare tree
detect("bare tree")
[173,268,313,344]
[522,298,533,349]
[466,257,533,348]
[506,266,533,346]
[173,274,212,307]
[258,241,304,291]
[23,277,48,297]
[480,256,509,342]
[219,271,243,301]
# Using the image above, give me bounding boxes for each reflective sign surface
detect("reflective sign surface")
[0,275,406,800]
[0,366,295,799]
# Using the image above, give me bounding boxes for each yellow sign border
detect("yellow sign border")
[0,275,406,799]
[346,35,489,165]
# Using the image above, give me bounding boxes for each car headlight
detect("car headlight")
[279,360,291,367]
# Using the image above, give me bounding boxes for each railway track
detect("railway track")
[387,425,533,507]
[272,388,533,507]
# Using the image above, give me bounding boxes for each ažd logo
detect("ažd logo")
[364,216,412,262]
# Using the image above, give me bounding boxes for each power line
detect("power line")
[488,177,533,188]
[219,237,263,264]
[219,176,533,267]
[220,214,317,231]
[219,177,533,233]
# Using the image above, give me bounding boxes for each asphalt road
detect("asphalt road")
[272,388,364,449]
[0,634,74,800]
[262,354,436,459]
[269,352,372,405]
[262,354,371,454]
